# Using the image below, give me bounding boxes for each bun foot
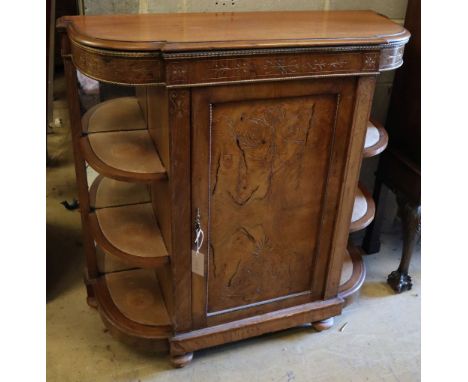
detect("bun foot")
[312,317,334,332]
[86,296,98,309]
[84,275,97,309]
[387,270,412,293]
[170,352,193,368]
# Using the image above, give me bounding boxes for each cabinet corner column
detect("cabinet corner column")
[168,88,193,332]
[60,33,98,282]
[324,75,377,299]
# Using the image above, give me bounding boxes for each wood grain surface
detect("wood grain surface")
[58,11,409,52]
[82,97,147,133]
[191,78,358,326]
[89,203,169,268]
[207,95,336,312]
[106,269,172,326]
[57,10,410,363]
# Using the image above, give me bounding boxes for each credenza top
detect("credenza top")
[57,10,409,52]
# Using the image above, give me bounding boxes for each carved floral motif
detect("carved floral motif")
[362,53,379,70]
[208,60,251,79]
[263,58,300,75]
[168,63,188,84]
[217,102,317,205]
[169,91,188,118]
[305,59,349,72]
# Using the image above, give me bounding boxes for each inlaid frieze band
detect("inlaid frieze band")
[379,45,405,71]
[70,41,164,85]
[167,51,380,86]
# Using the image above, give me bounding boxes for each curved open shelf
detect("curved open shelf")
[80,96,165,182]
[89,174,151,209]
[350,184,376,233]
[80,129,166,182]
[82,97,146,133]
[94,268,172,340]
[89,203,169,268]
[338,245,366,307]
[363,119,389,158]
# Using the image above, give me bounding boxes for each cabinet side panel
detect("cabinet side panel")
[147,86,189,330]
[155,264,174,320]
[148,85,172,260]
[147,86,170,170]
[310,80,357,295]
[135,86,148,124]
[151,180,172,255]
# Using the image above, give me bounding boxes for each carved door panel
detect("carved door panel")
[191,78,357,328]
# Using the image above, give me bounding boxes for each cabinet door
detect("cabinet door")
[191,78,357,328]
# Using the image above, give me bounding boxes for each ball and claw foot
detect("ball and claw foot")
[170,352,194,368]
[387,270,412,293]
[312,317,334,332]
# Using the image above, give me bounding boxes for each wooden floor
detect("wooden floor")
[47,75,420,382]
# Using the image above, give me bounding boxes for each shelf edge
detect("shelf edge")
[88,206,170,269]
[349,184,376,233]
[80,135,167,183]
[363,119,389,158]
[93,274,173,340]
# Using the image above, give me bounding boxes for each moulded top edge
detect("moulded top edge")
[57,10,410,53]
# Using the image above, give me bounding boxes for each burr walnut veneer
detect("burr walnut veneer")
[57,11,408,367]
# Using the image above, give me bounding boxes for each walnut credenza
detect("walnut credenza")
[57,11,409,367]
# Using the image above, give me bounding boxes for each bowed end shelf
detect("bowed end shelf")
[57,10,408,367]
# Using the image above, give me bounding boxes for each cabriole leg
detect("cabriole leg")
[362,176,389,254]
[387,193,421,293]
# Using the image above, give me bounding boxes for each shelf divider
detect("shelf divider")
[89,174,151,209]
